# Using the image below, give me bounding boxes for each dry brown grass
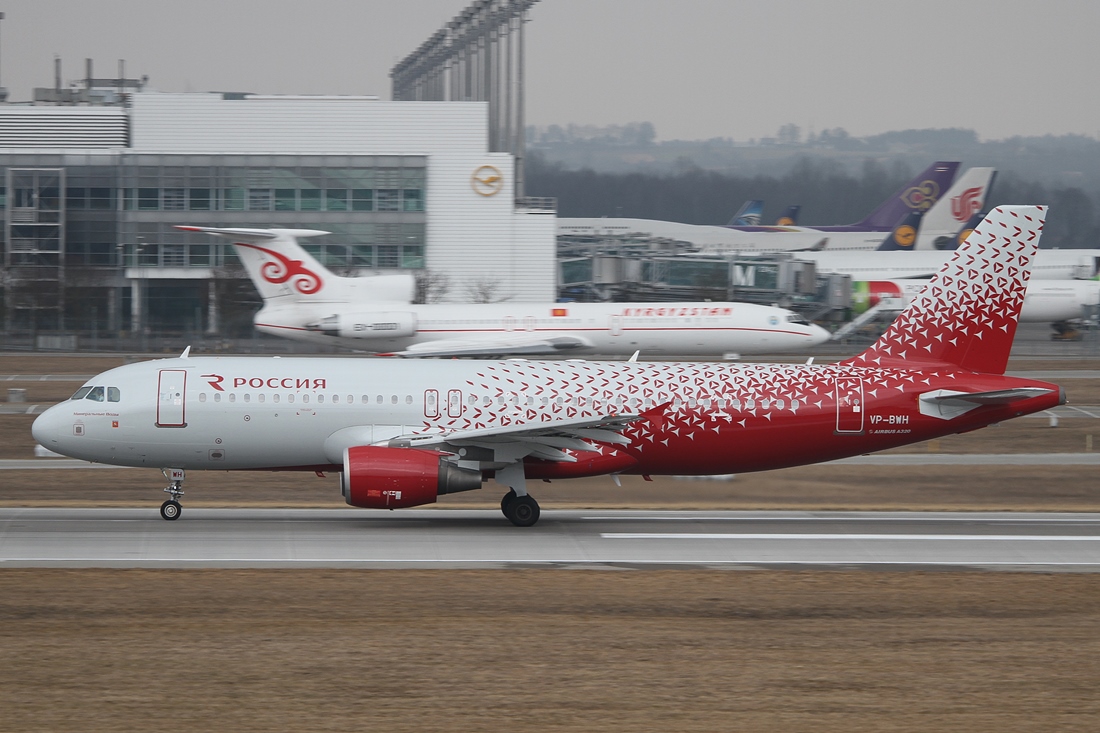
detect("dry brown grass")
[1,569,1099,732]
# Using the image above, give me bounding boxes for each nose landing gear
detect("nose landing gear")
[160,468,185,520]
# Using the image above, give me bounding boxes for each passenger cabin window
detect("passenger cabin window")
[86,386,105,402]
[71,387,92,400]
[107,387,121,402]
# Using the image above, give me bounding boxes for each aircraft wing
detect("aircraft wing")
[389,334,592,358]
[394,413,641,463]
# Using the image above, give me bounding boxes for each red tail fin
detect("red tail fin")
[843,205,1046,375]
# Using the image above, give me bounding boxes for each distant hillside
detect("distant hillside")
[526,125,1100,249]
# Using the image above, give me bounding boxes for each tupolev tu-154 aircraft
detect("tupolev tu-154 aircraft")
[33,207,1063,527]
[176,226,830,358]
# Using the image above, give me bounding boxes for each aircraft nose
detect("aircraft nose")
[808,324,832,345]
[32,405,66,453]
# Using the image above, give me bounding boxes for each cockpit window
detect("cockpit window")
[787,314,811,325]
[71,387,92,400]
[85,386,105,402]
[107,387,121,403]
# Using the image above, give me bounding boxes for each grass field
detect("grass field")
[2,569,1099,732]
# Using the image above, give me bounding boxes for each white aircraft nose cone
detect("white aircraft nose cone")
[31,405,66,454]
[809,324,831,345]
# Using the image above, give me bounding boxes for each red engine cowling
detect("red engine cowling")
[341,446,482,509]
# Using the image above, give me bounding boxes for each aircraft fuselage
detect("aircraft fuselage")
[34,356,1062,478]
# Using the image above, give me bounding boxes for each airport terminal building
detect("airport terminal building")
[0,93,556,337]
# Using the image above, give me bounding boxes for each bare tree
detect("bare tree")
[463,276,510,304]
[414,270,451,304]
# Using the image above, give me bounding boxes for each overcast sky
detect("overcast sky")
[4,0,1098,142]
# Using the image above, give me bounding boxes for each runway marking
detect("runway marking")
[3,559,1100,567]
[580,512,1100,519]
[602,533,1100,541]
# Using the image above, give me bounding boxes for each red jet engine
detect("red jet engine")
[341,446,482,509]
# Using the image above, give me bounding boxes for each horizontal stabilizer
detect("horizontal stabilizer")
[175,226,329,242]
[919,387,1057,420]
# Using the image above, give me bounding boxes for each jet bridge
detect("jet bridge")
[557,233,851,322]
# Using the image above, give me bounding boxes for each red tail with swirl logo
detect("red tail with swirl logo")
[843,206,1046,375]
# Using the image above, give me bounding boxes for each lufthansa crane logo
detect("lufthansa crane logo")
[893,224,917,248]
[472,165,503,196]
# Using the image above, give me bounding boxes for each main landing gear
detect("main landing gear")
[160,468,185,521]
[497,465,540,527]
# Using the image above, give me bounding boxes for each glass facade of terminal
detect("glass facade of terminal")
[0,153,429,334]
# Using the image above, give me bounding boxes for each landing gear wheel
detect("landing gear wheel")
[504,495,540,527]
[500,489,517,514]
[160,500,182,521]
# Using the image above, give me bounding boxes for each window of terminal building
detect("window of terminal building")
[352,189,373,211]
[376,189,399,211]
[89,188,113,210]
[138,188,159,211]
[299,189,322,211]
[275,189,296,211]
[351,245,374,268]
[223,188,245,211]
[402,189,423,212]
[377,246,399,268]
[325,190,348,211]
[402,246,424,269]
[66,188,87,210]
[248,189,273,211]
[189,188,212,210]
[163,188,186,211]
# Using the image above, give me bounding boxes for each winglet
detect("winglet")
[180,346,191,359]
[628,350,640,363]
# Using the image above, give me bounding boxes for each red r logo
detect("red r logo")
[202,374,225,392]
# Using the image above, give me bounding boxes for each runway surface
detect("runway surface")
[3,508,1100,570]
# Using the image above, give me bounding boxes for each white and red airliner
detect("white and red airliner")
[34,207,1063,526]
[175,226,829,358]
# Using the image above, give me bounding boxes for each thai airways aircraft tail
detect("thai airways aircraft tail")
[175,226,415,304]
[845,205,1046,375]
[875,211,924,251]
[850,161,958,229]
[921,168,997,236]
[775,205,800,226]
[728,200,764,226]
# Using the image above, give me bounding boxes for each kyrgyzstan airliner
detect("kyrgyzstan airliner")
[34,207,1063,526]
[177,226,829,358]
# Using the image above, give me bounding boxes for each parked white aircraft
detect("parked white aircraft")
[558,164,996,253]
[178,226,830,357]
[32,207,1063,528]
[852,278,1100,324]
[800,248,1100,281]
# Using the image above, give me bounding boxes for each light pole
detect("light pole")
[0,12,8,103]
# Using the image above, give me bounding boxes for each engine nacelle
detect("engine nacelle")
[341,446,482,509]
[307,311,418,339]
